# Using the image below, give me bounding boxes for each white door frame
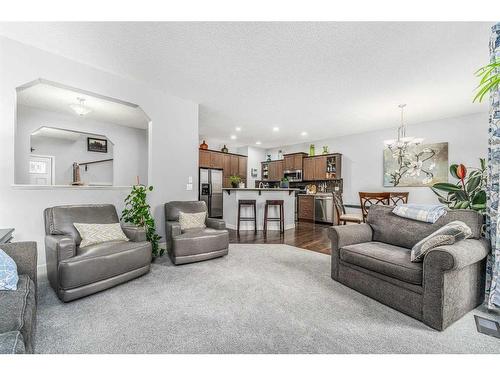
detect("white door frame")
[29,154,56,185]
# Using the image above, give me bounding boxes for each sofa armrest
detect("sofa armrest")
[423,238,490,272]
[0,241,37,288]
[45,235,76,262]
[329,223,373,250]
[165,221,182,251]
[122,225,147,242]
[206,218,226,230]
[329,224,373,280]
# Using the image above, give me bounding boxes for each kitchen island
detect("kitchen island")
[223,188,298,231]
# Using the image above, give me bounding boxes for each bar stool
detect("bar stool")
[237,199,257,234]
[263,200,284,235]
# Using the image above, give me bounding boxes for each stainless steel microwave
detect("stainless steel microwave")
[283,169,302,182]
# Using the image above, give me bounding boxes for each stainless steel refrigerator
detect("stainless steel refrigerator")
[199,168,223,218]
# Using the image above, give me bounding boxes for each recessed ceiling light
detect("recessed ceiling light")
[272,127,279,132]
[301,131,308,136]
[235,127,241,132]
[230,135,237,140]
[255,141,262,145]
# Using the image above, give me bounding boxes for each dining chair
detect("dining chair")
[358,192,391,222]
[389,191,409,205]
[333,193,363,225]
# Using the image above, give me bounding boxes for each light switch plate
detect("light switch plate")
[186,183,193,191]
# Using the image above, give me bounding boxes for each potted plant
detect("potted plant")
[474,58,500,103]
[229,175,241,188]
[280,177,289,188]
[121,184,163,257]
[430,159,487,213]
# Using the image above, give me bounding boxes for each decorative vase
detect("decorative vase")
[221,145,228,153]
[231,182,238,188]
[267,154,272,161]
[199,140,208,150]
[309,144,315,157]
[277,150,283,160]
[238,182,245,188]
[322,146,329,155]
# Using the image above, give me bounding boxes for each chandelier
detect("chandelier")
[383,104,423,150]
[69,97,92,116]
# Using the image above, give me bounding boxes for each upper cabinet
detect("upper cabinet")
[302,154,342,181]
[199,149,248,187]
[284,153,306,171]
[261,160,284,181]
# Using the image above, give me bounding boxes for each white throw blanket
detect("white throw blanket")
[392,204,447,224]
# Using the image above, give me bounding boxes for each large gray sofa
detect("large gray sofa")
[165,201,229,265]
[44,204,152,302]
[329,205,489,331]
[0,242,37,354]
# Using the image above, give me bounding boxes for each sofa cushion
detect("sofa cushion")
[165,201,207,222]
[0,275,36,352]
[59,241,152,290]
[340,242,423,285]
[178,211,207,231]
[173,228,229,257]
[367,205,483,249]
[0,331,25,354]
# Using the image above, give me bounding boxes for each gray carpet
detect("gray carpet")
[35,244,500,353]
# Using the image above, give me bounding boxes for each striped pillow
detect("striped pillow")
[410,221,472,262]
[74,223,129,248]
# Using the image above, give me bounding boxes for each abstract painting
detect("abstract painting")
[383,142,448,187]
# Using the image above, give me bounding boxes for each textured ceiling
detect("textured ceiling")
[0,22,491,148]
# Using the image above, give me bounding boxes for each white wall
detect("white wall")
[236,146,267,187]
[16,105,148,186]
[0,37,199,271]
[266,112,489,205]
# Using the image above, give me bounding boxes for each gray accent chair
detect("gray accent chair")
[0,242,37,354]
[329,205,489,331]
[165,201,229,265]
[44,204,152,302]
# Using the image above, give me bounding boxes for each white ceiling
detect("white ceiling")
[0,22,491,148]
[17,80,150,129]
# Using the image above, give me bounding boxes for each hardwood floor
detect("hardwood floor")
[228,221,332,255]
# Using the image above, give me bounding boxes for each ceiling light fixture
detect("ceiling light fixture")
[272,127,279,132]
[69,97,92,116]
[230,135,237,140]
[384,104,423,149]
[255,141,262,145]
[235,127,241,132]
[301,131,308,136]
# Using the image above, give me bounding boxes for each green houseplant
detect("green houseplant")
[474,58,500,103]
[121,185,163,257]
[229,175,241,188]
[431,159,487,213]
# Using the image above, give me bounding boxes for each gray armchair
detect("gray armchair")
[44,204,152,302]
[329,205,489,331]
[0,242,37,354]
[165,201,229,265]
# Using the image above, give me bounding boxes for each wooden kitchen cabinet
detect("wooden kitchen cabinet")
[303,157,314,181]
[199,150,211,168]
[298,195,314,221]
[210,152,224,169]
[267,160,284,181]
[223,153,231,175]
[313,156,327,180]
[230,155,239,176]
[238,156,247,179]
[284,153,306,171]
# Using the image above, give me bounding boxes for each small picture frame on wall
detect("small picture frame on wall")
[87,137,108,153]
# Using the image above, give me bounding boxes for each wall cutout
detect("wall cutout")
[15,79,150,187]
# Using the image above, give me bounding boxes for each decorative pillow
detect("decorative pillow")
[410,220,472,262]
[73,223,129,248]
[0,248,19,291]
[178,211,206,231]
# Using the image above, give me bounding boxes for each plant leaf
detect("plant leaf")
[433,182,463,192]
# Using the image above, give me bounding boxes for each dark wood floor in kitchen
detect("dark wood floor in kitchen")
[228,221,332,255]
